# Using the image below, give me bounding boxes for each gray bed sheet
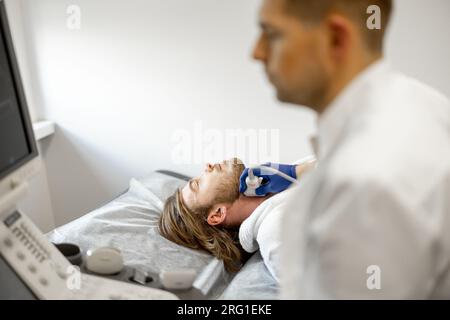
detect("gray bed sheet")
[219,251,278,300]
[46,171,278,299]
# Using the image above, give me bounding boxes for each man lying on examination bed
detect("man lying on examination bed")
[158,157,314,280]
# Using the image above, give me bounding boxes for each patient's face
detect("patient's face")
[181,158,245,210]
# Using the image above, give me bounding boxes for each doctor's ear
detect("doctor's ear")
[325,13,353,61]
[207,205,227,226]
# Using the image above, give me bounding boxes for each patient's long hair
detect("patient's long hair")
[158,188,244,272]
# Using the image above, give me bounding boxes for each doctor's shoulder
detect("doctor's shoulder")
[323,123,447,199]
[390,71,450,121]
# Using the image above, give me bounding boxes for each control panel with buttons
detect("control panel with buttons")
[1,210,178,300]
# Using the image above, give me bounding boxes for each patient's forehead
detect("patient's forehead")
[181,183,197,209]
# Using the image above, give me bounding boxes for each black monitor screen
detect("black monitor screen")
[0,4,36,179]
[0,254,37,300]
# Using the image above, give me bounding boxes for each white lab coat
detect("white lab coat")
[239,187,298,282]
[280,60,450,299]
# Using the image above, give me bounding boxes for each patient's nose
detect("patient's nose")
[205,163,213,172]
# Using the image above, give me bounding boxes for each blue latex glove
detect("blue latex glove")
[239,163,297,196]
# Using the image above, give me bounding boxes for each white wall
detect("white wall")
[17,0,450,227]
[385,0,450,96]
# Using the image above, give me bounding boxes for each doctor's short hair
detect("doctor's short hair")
[158,188,245,273]
[284,0,393,52]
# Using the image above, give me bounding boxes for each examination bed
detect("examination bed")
[46,170,278,299]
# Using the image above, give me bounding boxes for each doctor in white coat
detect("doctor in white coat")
[252,0,450,298]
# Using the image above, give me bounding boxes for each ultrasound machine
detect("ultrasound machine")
[0,0,177,300]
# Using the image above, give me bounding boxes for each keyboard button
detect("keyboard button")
[3,238,13,247]
[39,278,49,286]
[17,251,25,260]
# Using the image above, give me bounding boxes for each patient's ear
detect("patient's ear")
[206,205,227,226]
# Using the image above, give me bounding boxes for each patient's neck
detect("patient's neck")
[226,195,270,228]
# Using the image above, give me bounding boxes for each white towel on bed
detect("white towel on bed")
[238,186,299,282]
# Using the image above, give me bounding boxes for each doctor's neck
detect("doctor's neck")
[317,52,383,114]
[225,194,271,227]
